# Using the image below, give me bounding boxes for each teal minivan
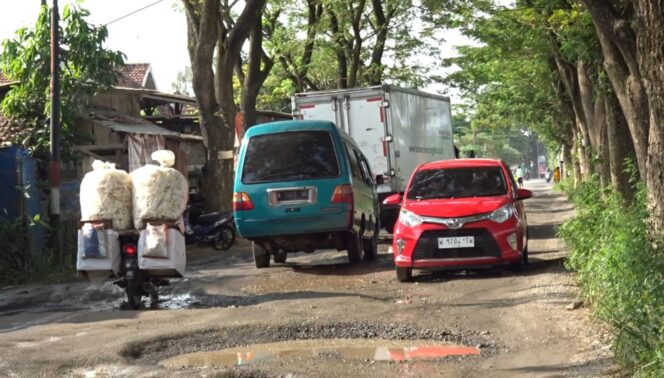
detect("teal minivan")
[233,120,380,268]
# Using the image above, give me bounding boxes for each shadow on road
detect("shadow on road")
[288,253,393,276]
[503,357,616,376]
[528,223,562,240]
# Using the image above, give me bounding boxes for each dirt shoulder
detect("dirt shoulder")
[0,180,617,377]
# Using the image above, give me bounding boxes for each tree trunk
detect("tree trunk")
[605,89,635,203]
[327,8,348,89]
[549,47,592,178]
[563,143,574,180]
[241,14,274,132]
[634,0,664,236]
[571,128,583,186]
[368,0,389,85]
[184,0,267,212]
[347,0,366,88]
[578,61,596,144]
[277,1,321,92]
[595,95,611,185]
[581,0,649,181]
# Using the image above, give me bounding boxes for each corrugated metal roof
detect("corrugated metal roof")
[0,72,18,87]
[88,109,202,141]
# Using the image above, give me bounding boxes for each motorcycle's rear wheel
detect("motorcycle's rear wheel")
[213,225,236,251]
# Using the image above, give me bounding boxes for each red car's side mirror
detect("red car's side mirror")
[516,188,533,200]
[383,193,402,205]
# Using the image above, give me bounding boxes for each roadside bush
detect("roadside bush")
[0,218,30,285]
[0,217,76,287]
[559,176,664,376]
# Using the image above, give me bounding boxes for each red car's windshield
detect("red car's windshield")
[407,166,507,200]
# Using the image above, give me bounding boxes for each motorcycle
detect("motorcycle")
[545,170,553,183]
[115,223,179,310]
[185,210,236,251]
[78,220,181,310]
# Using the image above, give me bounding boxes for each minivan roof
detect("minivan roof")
[243,120,337,138]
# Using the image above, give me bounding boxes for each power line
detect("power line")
[103,0,167,26]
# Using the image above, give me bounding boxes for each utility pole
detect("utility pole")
[49,0,62,260]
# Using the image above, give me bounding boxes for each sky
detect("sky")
[0,0,474,101]
[0,0,188,92]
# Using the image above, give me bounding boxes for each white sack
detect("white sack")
[80,160,133,230]
[76,228,121,278]
[143,224,168,258]
[130,150,188,229]
[138,227,186,276]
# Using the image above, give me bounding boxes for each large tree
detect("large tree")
[182,0,267,211]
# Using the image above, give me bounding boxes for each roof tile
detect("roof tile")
[116,63,151,89]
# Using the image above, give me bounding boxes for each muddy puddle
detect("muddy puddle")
[159,339,480,368]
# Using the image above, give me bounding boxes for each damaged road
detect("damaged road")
[0,181,617,377]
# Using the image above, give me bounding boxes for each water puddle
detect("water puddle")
[154,293,199,310]
[159,339,480,368]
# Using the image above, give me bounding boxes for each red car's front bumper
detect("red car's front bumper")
[392,217,525,269]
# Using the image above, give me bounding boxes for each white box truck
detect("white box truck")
[292,85,455,232]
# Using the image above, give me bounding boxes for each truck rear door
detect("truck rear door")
[343,95,389,182]
[295,98,340,126]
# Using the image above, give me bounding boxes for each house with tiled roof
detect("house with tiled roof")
[0,63,204,180]
[116,63,157,90]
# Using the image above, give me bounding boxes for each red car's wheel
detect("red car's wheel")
[396,267,412,282]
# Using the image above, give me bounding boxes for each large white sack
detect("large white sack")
[131,150,188,229]
[80,160,133,230]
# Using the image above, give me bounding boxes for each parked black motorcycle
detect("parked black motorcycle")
[185,210,236,250]
[185,193,236,251]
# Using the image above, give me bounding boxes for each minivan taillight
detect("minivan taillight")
[331,185,353,204]
[233,192,255,211]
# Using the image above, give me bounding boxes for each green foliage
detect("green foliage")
[559,172,664,376]
[0,4,125,158]
[0,216,76,287]
[453,110,537,164]
[259,0,462,107]
[0,218,29,286]
[445,2,573,153]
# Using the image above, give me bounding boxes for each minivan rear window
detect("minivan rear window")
[242,130,340,184]
[407,166,507,199]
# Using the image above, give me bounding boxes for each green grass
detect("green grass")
[559,176,664,376]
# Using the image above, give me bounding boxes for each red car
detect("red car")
[384,159,532,282]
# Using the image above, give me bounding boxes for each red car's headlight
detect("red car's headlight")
[399,209,423,228]
[488,204,514,223]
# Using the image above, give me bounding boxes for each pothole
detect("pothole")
[121,321,498,364]
[159,339,481,368]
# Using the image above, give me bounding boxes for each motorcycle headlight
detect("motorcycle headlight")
[399,209,423,228]
[488,204,514,223]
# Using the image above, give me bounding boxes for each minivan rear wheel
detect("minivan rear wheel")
[252,242,270,268]
[346,232,362,264]
[362,225,378,261]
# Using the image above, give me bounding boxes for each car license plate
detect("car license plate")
[276,189,309,202]
[438,236,475,249]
